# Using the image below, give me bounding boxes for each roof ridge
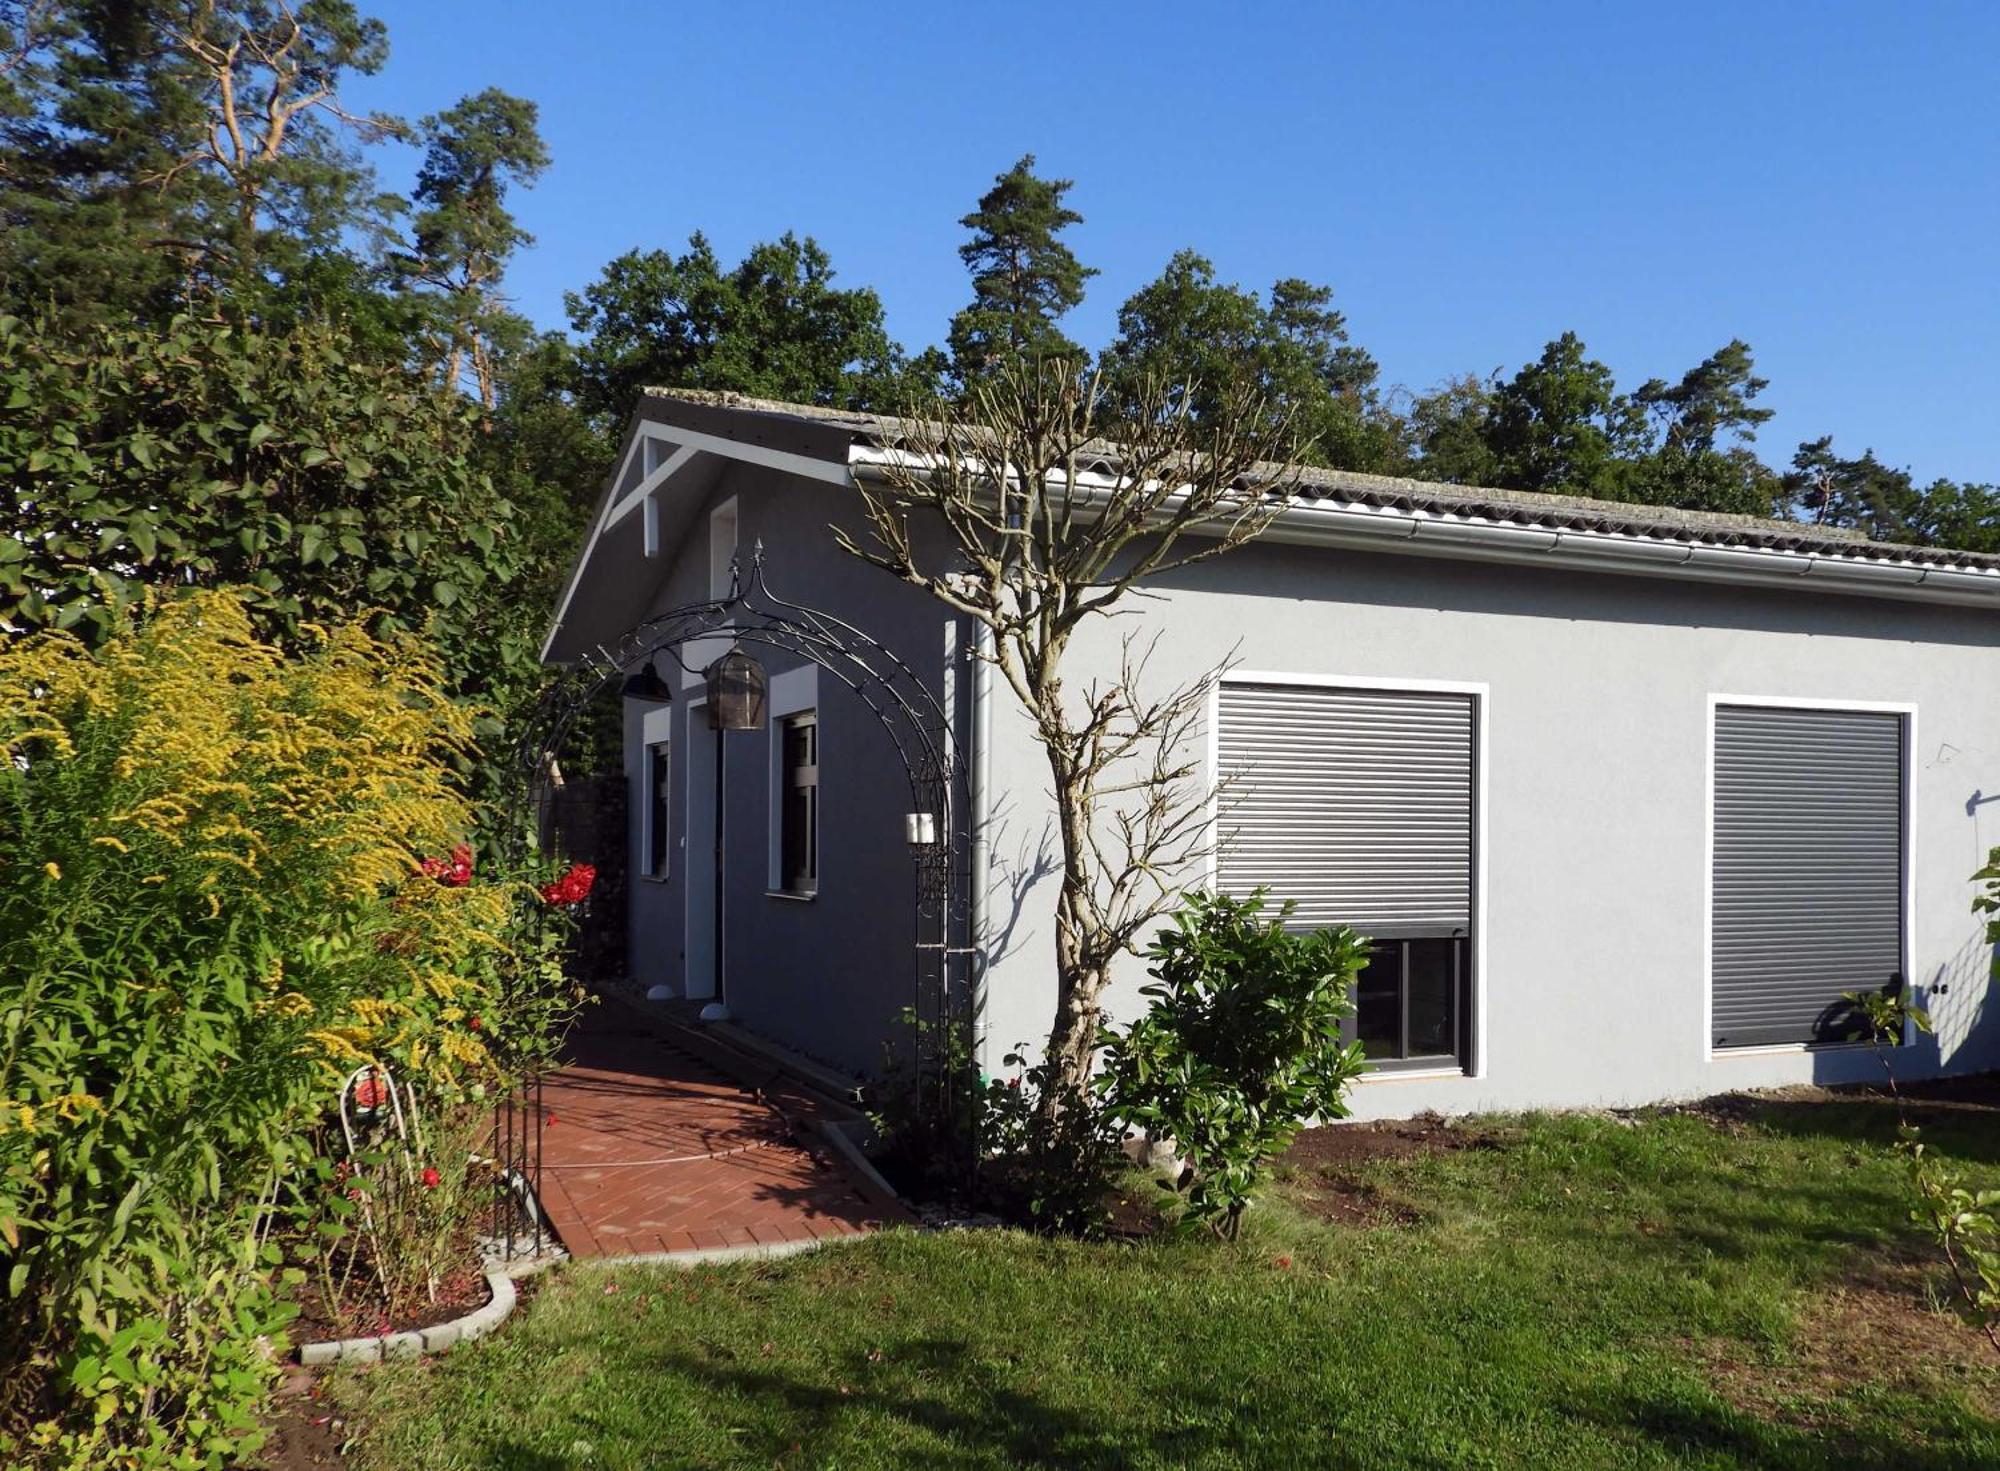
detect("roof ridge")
[638,387,2000,572]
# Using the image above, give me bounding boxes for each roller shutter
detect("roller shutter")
[1711,705,1905,1049]
[1215,683,1475,937]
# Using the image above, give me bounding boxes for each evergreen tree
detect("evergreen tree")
[565,231,907,425]
[0,0,402,327]
[946,153,1094,379]
[1484,332,1647,497]
[1405,373,1501,485]
[1102,251,1399,471]
[398,87,549,408]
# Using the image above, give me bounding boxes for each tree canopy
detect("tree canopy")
[947,153,1095,380]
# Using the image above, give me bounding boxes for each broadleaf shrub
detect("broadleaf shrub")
[0,591,530,1467]
[1104,890,1369,1236]
[868,1013,1122,1236]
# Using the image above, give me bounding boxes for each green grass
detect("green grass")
[335,1096,2000,1469]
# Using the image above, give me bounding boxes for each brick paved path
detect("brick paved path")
[533,1010,899,1261]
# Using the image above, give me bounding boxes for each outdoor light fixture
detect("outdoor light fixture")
[619,655,672,705]
[703,649,767,731]
[905,811,937,846]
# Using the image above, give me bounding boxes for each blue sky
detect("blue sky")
[347,2,2000,485]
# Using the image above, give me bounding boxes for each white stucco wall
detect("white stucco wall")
[972,538,2000,1120]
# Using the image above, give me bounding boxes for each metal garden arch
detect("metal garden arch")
[491,546,970,1257]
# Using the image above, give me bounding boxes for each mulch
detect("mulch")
[285,1236,490,1347]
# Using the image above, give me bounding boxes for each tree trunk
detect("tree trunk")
[1041,731,1106,1105]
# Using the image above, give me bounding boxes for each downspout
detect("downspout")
[969,618,994,1077]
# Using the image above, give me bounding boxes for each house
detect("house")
[542,389,2000,1120]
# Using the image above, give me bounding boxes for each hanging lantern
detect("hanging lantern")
[620,654,672,705]
[704,649,767,730]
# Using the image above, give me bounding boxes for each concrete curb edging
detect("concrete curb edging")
[296,1268,516,1367]
[596,1236,829,1268]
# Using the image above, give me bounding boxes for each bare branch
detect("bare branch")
[839,360,1304,1094]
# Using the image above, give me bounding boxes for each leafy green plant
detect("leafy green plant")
[1841,982,1933,1100]
[0,310,544,807]
[867,1011,1122,1236]
[1902,1127,2000,1355]
[1103,890,1369,1237]
[978,1052,1125,1237]
[0,591,571,1468]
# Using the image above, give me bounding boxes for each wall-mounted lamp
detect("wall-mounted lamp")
[905,811,938,846]
[619,655,672,705]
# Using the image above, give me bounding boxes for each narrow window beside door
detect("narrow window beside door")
[1710,704,1906,1049]
[780,712,818,895]
[644,740,670,878]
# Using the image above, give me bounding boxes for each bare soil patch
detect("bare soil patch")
[251,1368,352,1470]
[286,1245,490,1346]
[1690,1261,2000,1428]
[1281,1113,1492,1171]
[1275,1113,1496,1226]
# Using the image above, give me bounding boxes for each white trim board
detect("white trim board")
[541,419,857,664]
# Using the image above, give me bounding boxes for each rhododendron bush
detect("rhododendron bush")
[0,592,582,1469]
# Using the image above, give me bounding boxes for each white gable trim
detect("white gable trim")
[541,419,858,664]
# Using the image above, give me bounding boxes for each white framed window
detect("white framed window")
[708,497,739,601]
[1706,697,1912,1053]
[765,665,819,897]
[1213,673,1487,1077]
[780,713,818,895]
[642,739,671,879]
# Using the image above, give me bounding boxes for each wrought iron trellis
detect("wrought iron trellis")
[490,546,971,1259]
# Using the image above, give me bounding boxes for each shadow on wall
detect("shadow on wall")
[1920,925,1994,1071]
[1166,538,2000,651]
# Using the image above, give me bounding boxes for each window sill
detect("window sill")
[638,873,672,884]
[1359,1065,1472,1084]
[765,889,817,903]
[1709,1040,1874,1060]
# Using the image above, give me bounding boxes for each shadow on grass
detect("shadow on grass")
[459,1335,1404,1471]
[1576,1378,2000,1471]
[1720,1095,2000,1168]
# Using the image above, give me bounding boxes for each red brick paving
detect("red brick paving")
[533,1013,898,1260]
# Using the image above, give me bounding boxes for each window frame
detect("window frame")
[1209,672,1489,1081]
[778,711,819,897]
[641,737,672,880]
[1703,694,1916,1060]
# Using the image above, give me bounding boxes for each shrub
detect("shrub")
[0,591,515,1468]
[1103,890,1369,1237]
[979,1053,1125,1237]
[868,1013,1122,1236]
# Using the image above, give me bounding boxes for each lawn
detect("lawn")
[326,1090,2000,1470]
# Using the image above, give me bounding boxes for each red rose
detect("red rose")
[421,1167,441,1190]
[422,844,474,887]
[539,862,597,906]
[468,1014,482,1031]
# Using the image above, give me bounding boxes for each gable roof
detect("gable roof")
[542,390,2000,663]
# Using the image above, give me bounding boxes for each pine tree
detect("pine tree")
[398,88,549,408]
[946,153,1095,380]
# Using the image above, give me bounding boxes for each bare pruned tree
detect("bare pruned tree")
[835,360,1308,1100]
